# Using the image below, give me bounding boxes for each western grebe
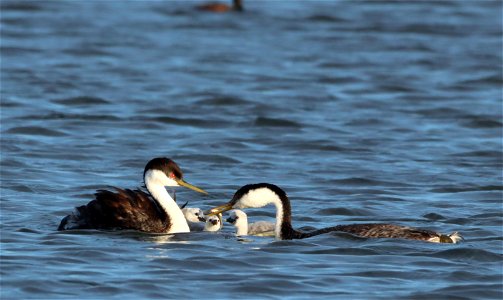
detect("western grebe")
[182,207,206,231]
[204,214,223,232]
[58,157,207,233]
[196,0,243,12]
[207,183,462,243]
[226,209,275,236]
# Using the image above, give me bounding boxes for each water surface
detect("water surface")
[1,1,502,299]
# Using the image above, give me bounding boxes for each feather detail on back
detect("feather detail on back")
[58,187,171,233]
[296,223,462,243]
[248,221,275,236]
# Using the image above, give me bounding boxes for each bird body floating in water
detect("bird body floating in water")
[227,209,275,237]
[58,157,207,234]
[207,183,462,243]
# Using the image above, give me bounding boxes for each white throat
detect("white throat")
[235,212,248,236]
[145,170,190,233]
[272,199,284,240]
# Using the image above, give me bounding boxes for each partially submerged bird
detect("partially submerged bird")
[226,209,275,236]
[196,0,243,12]
[58,157,207,233]
[204,214,223,232]
[207,183,462,243]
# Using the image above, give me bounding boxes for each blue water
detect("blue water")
[1,1,502,299]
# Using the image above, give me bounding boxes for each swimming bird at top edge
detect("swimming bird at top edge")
[58,157,207,234]
[207,183,462,243]
[196,0,243,13]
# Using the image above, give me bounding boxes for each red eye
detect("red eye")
[169,173,176,179]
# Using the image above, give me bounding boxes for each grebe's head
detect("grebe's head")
[226,209,248,226]
[204,214,222,231]
[207,183,286,215]
[182,207,206,222]
[143,157,207,194]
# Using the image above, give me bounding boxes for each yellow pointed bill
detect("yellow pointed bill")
[175,179,208,195]
[205,202,233,216]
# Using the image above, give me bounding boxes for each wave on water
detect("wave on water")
[52,96,110,106]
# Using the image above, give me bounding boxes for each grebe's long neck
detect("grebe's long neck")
[262,190,303,240]
[265,193,297,240]
[271,197,285,239]
[145,174,189,233]
[236,214,248,236]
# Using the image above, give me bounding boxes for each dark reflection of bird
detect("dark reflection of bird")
[58,157,207,234]
[196,0,243,13]
[207,183,462,243]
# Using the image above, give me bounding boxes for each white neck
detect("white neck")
[204,222,218,232]
[272,199,284,240]
[235,215,248,236]
[145,171,189,233]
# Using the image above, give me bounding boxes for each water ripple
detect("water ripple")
[52,96,111,106]
[4,126,67,137]
[254,117,303,128]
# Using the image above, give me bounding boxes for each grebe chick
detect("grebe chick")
[227,209,275,236]
[182,207,206,231]
[196,0,243,12]
[208,183,462,243]
[58,157,207,233]
[204,214,223,232]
